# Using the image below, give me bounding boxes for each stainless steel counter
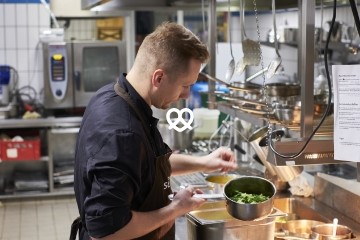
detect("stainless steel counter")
[176,194,360,240]
[172,166,360,239]
[286,195,360,239]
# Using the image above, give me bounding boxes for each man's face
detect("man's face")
[155,59,202,109]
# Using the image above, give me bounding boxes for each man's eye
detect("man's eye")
[183,84,194,89]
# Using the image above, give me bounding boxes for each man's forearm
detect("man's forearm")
[169,153,204,175]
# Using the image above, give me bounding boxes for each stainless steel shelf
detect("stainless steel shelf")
[217,103,267,127]
[0,190,74,201]
[0,117,82,129]
[0,118,81,199]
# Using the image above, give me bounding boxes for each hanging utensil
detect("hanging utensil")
[245,66,268,83]
[235,0,261,76]
[225,0,235,83]
[266,0,282,79]
[235,0,246,76]
[199,0,208,72]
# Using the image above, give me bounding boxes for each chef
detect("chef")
[71,22,238,240]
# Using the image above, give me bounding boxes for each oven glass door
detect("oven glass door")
[72,41,124,107]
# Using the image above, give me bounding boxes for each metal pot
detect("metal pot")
[311,224,352,240]
[265,83,301,97]
[157,121,194,150]
[223,176,276,221]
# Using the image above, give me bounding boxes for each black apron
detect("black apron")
[70,83,174,240]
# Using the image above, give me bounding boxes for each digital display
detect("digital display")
[50,54,65,81]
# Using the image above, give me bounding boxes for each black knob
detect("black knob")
[55,89,62,96]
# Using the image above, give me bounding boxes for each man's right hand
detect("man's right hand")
[170,186,206,215]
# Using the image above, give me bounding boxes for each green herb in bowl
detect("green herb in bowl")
[230,191,269,204]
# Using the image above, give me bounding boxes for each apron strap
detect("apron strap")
[114,82,154,143]
[69,216,81,240]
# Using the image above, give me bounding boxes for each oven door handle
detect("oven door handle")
[74,71,81,90]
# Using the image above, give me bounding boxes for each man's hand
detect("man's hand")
[170,186,206,215]
[200,147,238,173]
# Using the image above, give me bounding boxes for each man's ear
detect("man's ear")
[152,69,164,87]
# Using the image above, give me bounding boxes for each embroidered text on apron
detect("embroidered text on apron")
[70,83,174,240]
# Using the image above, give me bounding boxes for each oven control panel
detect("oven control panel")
[48,43,68,101]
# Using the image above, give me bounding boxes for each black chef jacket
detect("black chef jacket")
[74,74,170,239]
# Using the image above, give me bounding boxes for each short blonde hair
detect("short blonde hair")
[135,22,210,78]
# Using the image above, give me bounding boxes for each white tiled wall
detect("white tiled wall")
[58,19,97,41]
[0,3,50,95]
[0,3,97,102]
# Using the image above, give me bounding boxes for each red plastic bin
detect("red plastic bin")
[0,139,41,161]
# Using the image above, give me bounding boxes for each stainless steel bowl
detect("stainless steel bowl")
[223,176,276,221]
[277,220,325,238]
[265,83,301,97]
[311,224,352,240]
[205,174,239,194]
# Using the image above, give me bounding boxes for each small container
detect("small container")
[193,108,220,139]
[157,120,194,151]
[0,138,41,161]
[0,66,11,85]
[0,65,11,105]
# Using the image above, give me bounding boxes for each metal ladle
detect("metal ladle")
[332,218,338,237]
[225,0,235,83]
[266,0,282,79]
